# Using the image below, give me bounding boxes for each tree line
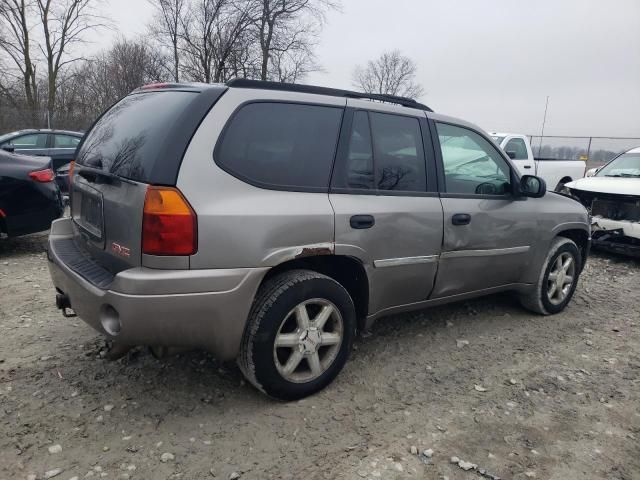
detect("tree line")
[0,0,424,133]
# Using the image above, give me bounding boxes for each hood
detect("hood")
[566,176,640,196]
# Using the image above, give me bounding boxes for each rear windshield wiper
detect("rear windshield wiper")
[76,166,119,184]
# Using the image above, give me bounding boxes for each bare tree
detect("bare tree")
[253,0,336,81]
[55,38,170,130]
[36,0,105,126]
[179,0,253,83]
[352,50,424,99]
[0,0,39,122]
[148,0,186,82]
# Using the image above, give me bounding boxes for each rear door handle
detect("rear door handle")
[350,215,375,229]
[524,165,532,169]
[452,213,471,226]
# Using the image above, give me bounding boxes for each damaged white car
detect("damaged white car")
[567,147,640,257]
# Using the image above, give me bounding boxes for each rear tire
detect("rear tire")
[519,237,582,315]
[238,270,356,400]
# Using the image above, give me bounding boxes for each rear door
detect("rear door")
[330,101,443,316]
[71,87,225,273]
[48,133,82,170]
[502,136,535,175]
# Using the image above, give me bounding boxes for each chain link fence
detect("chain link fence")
[0,106,93,134]
[529,135,640,170]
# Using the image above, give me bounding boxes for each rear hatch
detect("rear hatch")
[70,85,226,274]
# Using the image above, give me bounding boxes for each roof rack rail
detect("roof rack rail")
[226,79,433,112]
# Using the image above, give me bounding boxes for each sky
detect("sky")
[102,0,640,138]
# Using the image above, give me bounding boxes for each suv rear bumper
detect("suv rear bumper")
[47,218,268,361]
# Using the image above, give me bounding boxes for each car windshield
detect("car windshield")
[0,132,15,143]
[597,152,640,177]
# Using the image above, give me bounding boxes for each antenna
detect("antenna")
[538,96,549,156]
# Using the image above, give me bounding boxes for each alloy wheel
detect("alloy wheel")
[273,299,344,383]
[547,252,576,305]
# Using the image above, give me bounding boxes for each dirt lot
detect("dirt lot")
[1,233,639,480]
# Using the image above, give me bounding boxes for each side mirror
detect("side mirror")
[1,145,15,153]
[585,167,599,177]
[519,175,546,198]
[506,150,517,160]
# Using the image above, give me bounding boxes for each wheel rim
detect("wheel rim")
[273,298,344,383]
[546,252,576,305]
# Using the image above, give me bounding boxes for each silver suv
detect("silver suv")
[48,80,590,399]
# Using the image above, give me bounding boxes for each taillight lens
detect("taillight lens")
[29,168,55,182]
[68,161,75,184]
[142,186,197,256]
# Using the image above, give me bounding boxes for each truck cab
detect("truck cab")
[491,132,586,191]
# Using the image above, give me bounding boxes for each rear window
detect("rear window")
[76,91,198,182]
[215,102,343,191]
[54,134,81,148]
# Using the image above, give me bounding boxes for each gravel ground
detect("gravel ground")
[1,232,639,480]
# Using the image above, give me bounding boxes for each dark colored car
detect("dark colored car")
[0,150,64,237]
[0,129,83,171]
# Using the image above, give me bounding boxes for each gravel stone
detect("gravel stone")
[160,452,175,462]
[44,469,63,479]
[48,444,62,454]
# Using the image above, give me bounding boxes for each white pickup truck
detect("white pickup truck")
[490,132,586,191]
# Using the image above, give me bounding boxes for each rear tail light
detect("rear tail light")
[29,168,55,183]
[142,186,197,256]
[68,161,75,184]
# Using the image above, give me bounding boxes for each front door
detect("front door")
[431,121,538,298]
[330,102,443,316]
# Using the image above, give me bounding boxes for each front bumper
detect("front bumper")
[591,217,640,258]
[47,218,268,361]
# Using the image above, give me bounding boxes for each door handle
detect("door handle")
[350,215,375,229]
[452,213,471,226]
[524,165,532,169]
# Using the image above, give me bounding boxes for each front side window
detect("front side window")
[333,110,427,193]
[54,135,81,148]
[504,138,528,160]
[437,123,511,195]
[8,133,48,148]
[216,102,343,191]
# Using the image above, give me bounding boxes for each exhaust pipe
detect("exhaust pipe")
[55,292,76,318]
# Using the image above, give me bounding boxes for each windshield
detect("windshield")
[597,152,640,177]
[491,136,505,145]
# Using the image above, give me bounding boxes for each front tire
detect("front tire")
[519,237,582,315]
[238,270,356,400]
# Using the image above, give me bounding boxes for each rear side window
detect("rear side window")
[370,112,426,191]
[215,102,343,191]
[54,135,81,148]
[76,91,198,182]
[332,110,427,193]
